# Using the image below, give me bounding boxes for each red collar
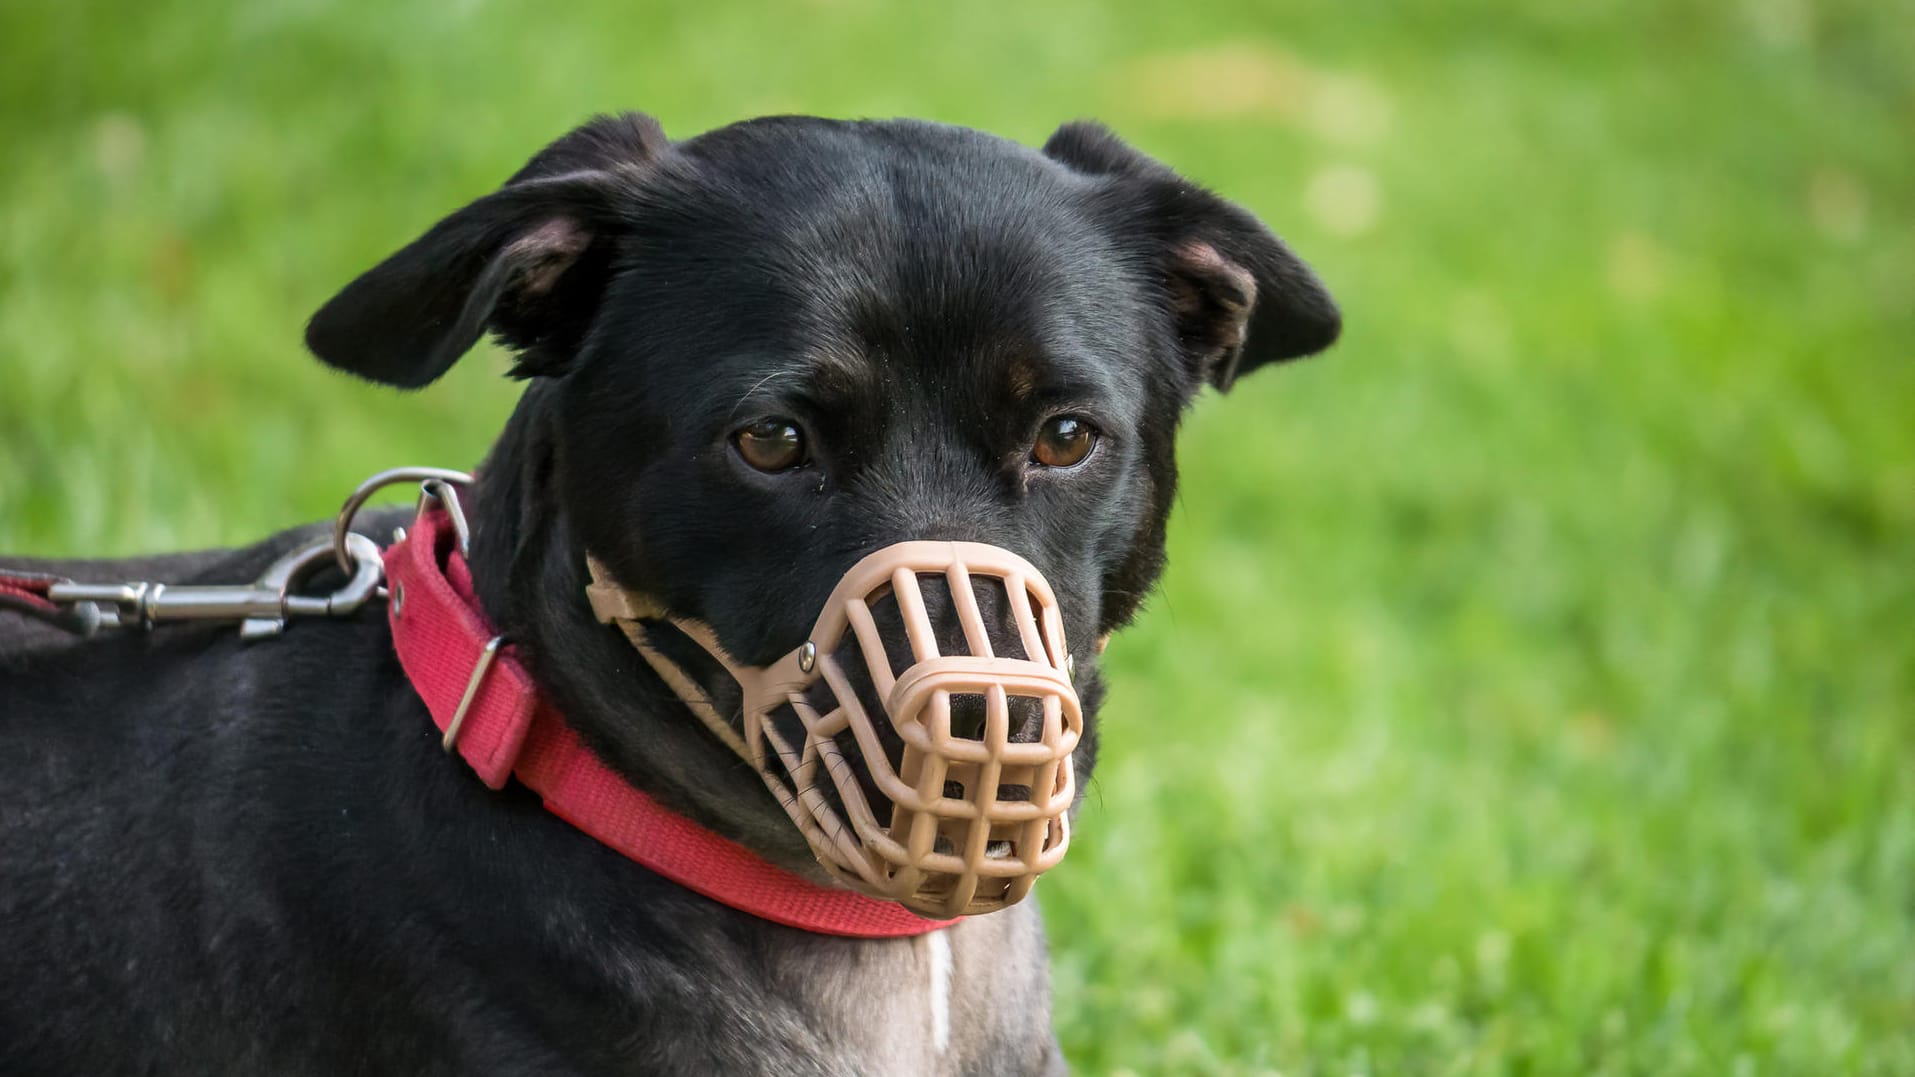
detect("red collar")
[382,504,956,938]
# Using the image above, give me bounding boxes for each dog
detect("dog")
[0,112,1338,1074]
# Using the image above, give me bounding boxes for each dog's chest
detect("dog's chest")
[586,909,1062,1076]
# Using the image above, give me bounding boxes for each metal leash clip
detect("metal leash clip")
[40,533,385,639]
[0,466,474,641]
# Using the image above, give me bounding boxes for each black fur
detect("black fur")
[1,113,1337,1074]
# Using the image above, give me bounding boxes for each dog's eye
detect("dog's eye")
[734,419,809,472]
[1031,416,1097,469]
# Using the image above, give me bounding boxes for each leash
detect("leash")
[0,468,952,938]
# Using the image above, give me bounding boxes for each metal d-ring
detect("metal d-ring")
[332,467,473,573]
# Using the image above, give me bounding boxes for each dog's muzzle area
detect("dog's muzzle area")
[780,577,1058,840]
[586,542,1083,918]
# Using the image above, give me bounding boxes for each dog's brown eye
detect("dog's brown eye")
[1031,416,1096,469]
[734,419,808,472]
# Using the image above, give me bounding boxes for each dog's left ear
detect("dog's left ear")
[307,112,669,388]
[1044,121,1341,391]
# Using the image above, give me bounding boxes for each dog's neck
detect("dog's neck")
[460,385,822,878]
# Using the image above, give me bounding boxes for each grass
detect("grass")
[3,0,1911,1072]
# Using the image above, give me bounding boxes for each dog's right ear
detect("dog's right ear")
[306,113,668,389]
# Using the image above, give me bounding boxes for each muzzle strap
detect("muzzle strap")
[585,568,751,759]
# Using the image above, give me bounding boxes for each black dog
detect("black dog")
[0,113,1337,1074]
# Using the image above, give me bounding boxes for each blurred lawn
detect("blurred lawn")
[3,1,1912,1072]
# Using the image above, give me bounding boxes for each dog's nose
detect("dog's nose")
[945,690,1047,744]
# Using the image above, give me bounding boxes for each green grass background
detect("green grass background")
[3,1,1911,1072]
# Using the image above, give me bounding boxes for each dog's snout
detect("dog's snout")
[879,573,1033,660]
[822,570,1051,742]
[870,572,1049,741]
[796,553,1070,842]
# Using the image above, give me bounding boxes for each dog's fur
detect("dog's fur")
[0,114,1337,1075]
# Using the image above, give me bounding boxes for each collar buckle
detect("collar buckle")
[443,635,507,753]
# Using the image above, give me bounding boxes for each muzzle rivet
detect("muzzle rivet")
[391,582,405,616]
[798,640,817,673]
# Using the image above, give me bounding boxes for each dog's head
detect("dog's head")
[307,113,1338,888]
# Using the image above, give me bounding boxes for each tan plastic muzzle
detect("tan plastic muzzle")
[585,541,1083,918]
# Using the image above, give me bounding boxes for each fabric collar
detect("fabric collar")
[381,502,957,938]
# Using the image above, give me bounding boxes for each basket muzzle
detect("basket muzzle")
[586,541,1083,918]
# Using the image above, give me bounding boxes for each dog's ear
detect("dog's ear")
[306,113,669,388]
[1044,121,1340,392]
